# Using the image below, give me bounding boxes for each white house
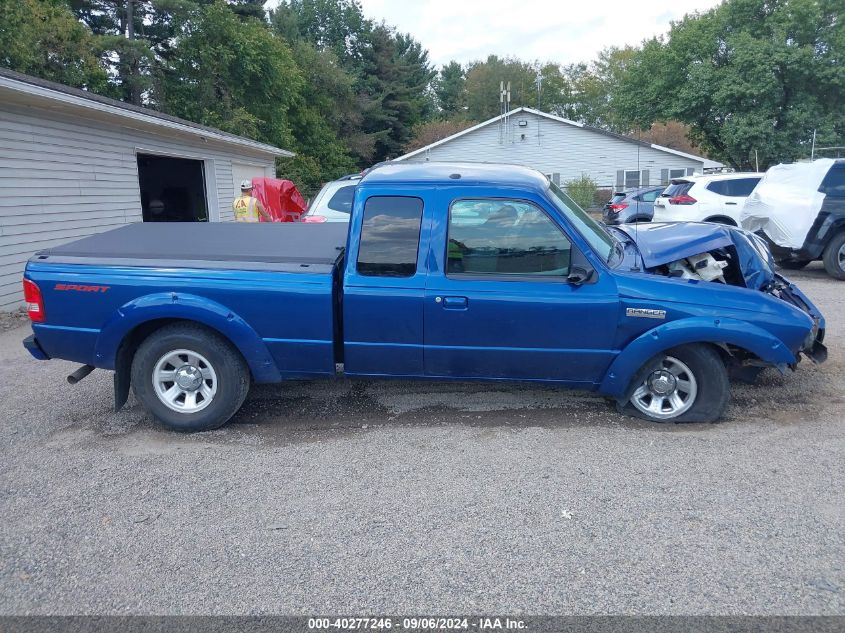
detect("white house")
[0,68,293,309]
[395,106,714,189]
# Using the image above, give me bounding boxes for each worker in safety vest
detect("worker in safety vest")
[232,180,272,222]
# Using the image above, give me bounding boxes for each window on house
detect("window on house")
[669,169,687,180]
[624,170,641,188]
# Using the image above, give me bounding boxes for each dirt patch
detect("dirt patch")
[0,308,28,333]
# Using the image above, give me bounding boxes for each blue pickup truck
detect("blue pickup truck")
[22,163,826,431]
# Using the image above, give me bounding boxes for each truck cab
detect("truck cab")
[341,163,618,386]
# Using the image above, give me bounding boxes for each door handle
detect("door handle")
[440,296,468,309]
[725,202,737,205]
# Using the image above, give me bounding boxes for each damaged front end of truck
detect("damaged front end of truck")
[611,222,828,368]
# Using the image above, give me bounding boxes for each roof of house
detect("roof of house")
[395,106,719,167]
[0,67,293,157]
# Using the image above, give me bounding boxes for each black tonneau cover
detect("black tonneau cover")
[34,222,348,273]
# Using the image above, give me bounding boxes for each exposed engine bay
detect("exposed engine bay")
[613,221,778,291]
[656,251,733,284]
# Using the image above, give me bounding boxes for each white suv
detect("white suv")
[652,172,763,225]
[300,174,362,223]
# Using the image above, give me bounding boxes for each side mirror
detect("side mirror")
[567,266,594,286]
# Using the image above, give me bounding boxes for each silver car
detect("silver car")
[300,174,361,223]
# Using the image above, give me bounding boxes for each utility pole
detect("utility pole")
[811,129,817,160]
[125,0,141,105]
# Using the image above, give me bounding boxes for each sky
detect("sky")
[267,1,724,68]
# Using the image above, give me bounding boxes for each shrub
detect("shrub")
[564,174,598,210]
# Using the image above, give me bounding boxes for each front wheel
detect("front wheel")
[622,344,729,423]
[131,323,250,431]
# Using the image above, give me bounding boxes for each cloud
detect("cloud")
[358,0,721,67]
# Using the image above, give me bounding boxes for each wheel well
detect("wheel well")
[115,318,252,381]
[703,216,738,226]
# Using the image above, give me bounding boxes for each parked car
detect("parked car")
[652,173,764,225]
[22,163,825,432]
[741,159,845,279]
[300,173,361,223]
[602,186,666,225]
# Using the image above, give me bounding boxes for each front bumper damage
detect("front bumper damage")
[773,274,827,365]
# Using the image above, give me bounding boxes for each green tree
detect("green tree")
[156,1,302,149]
[464,56,539,120]
[279,40,359,194]
[0,0,108,91]
[271,0,370,70]
[435,61,466,118]
[355,25,436,161]
[615,0,844,168]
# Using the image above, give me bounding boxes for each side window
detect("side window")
[640,189,661,202]
[819,167,845,197]
[731,177,761,197]
[447,199,572,277]
[707,180,730,196]
[326,185,356,213]
[357,196,423,277]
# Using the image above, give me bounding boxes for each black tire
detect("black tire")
[131,323,250,432]
[821,231,845,280]
[619,344,729,423]
[777,259,811,270]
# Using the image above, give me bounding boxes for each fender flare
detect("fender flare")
[93,292,281,383]
[598,316,796,398]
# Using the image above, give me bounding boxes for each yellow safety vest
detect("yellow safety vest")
[233,195,260,222]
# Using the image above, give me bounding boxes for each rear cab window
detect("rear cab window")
[356,196,423,277]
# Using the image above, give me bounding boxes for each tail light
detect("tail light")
[23,279,45,322]
[607,203,628,213]
[668,194,697,205]
[300,215,328,223]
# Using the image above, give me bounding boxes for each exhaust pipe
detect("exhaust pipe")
[67,364,95,385]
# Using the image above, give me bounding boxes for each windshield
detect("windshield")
[548,182,615,262]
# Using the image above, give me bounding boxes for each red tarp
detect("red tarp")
[250,177,307,222]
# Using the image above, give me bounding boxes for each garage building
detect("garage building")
[0,68,292,309]
[395,106,716,188]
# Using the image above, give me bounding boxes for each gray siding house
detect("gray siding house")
[0,68,292,309]
[395,107,710,188]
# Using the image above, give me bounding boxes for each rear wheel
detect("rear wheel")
[777,259,811,270]
[821,232,845,280]
[622,344,729,423]
[131,323,250,431]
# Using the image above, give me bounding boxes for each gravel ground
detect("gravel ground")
[0,263,843,615]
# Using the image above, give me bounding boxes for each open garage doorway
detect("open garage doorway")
[137,153,209,222]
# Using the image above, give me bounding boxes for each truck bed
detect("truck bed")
[34,222,348,273]
[26,222,349,380]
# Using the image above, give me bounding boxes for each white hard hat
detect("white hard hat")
[240,179,253,190]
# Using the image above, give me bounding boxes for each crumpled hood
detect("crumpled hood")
[615,222,777,290]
